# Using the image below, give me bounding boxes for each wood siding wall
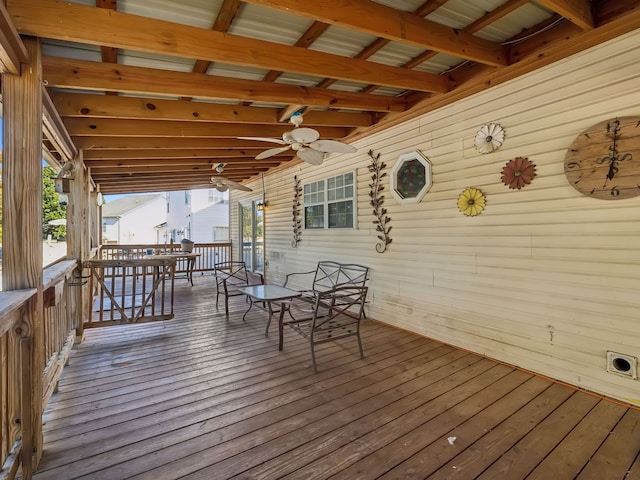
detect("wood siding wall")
[231,29,640,406]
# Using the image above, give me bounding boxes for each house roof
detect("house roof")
[7,0,640,194]
[101,194,165,218]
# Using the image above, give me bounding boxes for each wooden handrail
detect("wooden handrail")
[0,289,37,337]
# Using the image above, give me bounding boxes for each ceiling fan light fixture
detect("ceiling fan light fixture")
[241,112,356,166]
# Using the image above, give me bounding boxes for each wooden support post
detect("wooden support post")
[2,35,44,471]
[90,190,99,249]
[67,155,90,340]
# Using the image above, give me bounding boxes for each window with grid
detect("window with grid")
[303,172,355,229]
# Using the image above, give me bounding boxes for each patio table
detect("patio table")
[144,252,200,286]
[237,284,301,338]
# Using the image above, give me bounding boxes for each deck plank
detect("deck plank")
[359,375,553,479]
[577,408,640,479]
[32,276,637,480]
[527,399,627,479]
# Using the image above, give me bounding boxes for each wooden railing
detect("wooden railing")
[85,258,176,327]
[99,242,232,275]
[0,243,230,478]
[1,259,82,480]
[41,260,77,407]
[0,288,37,480]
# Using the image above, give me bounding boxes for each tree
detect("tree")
[42,166,67,239]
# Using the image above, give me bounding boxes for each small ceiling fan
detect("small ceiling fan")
[240,112,357,166]
[210,164,252,192]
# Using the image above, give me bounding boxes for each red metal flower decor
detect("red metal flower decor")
[501,157,536,190]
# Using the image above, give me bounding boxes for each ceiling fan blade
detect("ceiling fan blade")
[297,148,325,166]
[238,136,287,145]
[211,176,253,192]
[223,178,253,192]
[309,140,357,154]
[289,127,319,144]
[255,145,291,159]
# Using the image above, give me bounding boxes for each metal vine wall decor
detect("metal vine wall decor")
[291,175,302,248]
[368,149,392,253]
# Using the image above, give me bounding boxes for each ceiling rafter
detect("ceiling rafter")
[353,3,640,144]
[0,0,28,74]
[10,0,449,93]
[537,0,594,30]
[63,118,350,139]
[52,92,374,127]
[8,0,639,194]
[183,0,242,101]
[240,0,508,66]
[42,56,407,113]
[275,0,447,121]
[82,149,296,160]
[71,137,301,151]
[86,159,285,169]
[95,0,118,95]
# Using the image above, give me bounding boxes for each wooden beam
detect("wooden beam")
[537,0,594,30]
[241,0,507,66]
[348,5,640,144]
[89,164,277,175]
[42,57,406,113]
[42,87,78,161]
[63,118,350,139]
[72,137,294,150]
[96,0,118,95]
[10,0,449,93]
[262,21,330,83]
[51,92,374,127]
[92,171,257,181]
[464,0,531,33]
[96,182,224,194]
[86,157,286,168]
[0,1,28,74]
[82,148,294,160]
[189,0,241,76]
[93,179,253,190]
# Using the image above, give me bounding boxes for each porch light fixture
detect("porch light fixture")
[257,173,268,210]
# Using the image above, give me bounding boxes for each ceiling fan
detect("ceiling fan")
[240,112,357,166]
[210,164,252,192]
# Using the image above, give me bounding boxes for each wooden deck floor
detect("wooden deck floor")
[34,276,640,480]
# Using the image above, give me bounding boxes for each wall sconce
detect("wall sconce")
[257,173,268,211]
[54,162,75,193]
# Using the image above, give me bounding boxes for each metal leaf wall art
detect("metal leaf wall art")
[291,175,302,248]
[368,149,392,253]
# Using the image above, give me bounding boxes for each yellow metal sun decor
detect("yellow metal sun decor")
[457,187,486,216]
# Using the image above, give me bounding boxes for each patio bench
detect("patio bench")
[214,261,263,316]
[282,261,370,298]
[280,261,370,371]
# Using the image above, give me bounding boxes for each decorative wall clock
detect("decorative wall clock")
[501,157,536,190]
[564,116,640,200]
[475,123,505,154]
[457,187,486,216]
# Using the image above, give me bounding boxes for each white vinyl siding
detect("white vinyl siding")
[230,29,640,407]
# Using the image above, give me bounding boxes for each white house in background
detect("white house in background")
[166,189,229,243]
[102,194,167,244]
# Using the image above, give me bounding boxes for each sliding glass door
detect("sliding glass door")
[240,201,264,273]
